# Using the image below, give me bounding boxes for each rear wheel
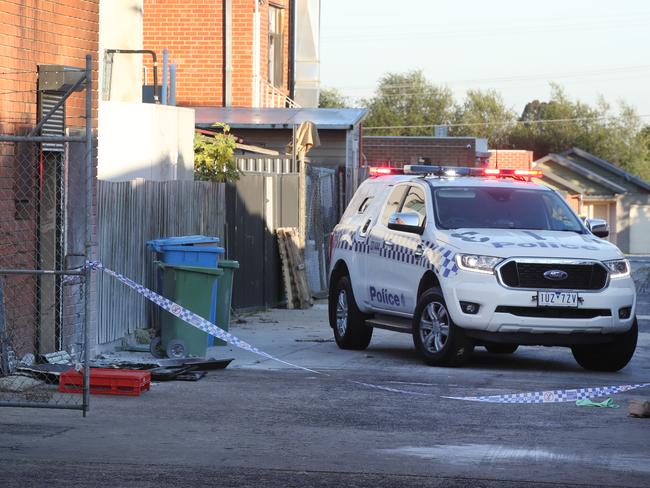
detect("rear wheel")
[485,344,518,354]
[329,275,372,350]
[571,319,638,372]
[412,288,474,366]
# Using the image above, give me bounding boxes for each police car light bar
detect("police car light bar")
[368,167,404,176]
[402,165,543,181]
[404,165,476,176]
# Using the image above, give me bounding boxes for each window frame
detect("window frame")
[268,5,284,88]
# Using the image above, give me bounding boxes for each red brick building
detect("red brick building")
[143,0,294,108]
[488,149,533,170]
[362,136,490,167]
[0,1,99,355]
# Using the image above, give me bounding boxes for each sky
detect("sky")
[320,0,650,122]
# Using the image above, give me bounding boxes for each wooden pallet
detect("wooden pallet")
[277,228,313,309]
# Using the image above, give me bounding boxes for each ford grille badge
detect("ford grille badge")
[543,269,568,281]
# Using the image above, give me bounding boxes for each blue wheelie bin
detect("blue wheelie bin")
[147,236,226,357]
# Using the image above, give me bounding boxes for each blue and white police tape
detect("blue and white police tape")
[85,261,649,402]
[443,383,650,404]
[85,261,321,374]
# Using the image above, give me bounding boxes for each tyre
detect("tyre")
[329,275,372,350]
[166,338,187,359]
[485,344,518,354]
[571,319,638,372]
[150,337,165,358]
[412,287,474,366]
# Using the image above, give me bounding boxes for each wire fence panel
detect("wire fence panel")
[0,57,92,413]
[0,142,87,410]
[305,166,340,296]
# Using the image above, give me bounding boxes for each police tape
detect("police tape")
[86,261,650,403]
[443,383,650,404]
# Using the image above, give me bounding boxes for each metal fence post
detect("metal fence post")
[82,54,92,416]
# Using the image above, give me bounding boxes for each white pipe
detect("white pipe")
[253,0,260,107]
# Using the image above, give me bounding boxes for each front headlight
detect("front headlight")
[604,259,630,278]
[455,254,503,274]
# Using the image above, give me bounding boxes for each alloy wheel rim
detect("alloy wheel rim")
[419,301,450,353]
[336,289,348,336]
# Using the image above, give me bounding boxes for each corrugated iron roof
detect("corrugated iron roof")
[192,107,367,130]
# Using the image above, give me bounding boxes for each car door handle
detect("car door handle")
[384,240,394,248]
[414,245,424,257]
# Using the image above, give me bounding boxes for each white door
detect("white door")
[364,184,428,315]
[630,205,650,253]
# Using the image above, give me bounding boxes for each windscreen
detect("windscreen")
[433,187,584,232]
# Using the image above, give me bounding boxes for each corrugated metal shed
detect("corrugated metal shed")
[193,107,367,130]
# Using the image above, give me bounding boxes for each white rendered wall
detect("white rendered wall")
[98,101,195,181]
[99,0,144,102]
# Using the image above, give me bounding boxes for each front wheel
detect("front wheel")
[412,287,473,366]
[571,319,638,372]
[329,275,372,350]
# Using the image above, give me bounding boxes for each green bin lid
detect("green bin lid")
[155,261,224,276]
[217,260,240,269]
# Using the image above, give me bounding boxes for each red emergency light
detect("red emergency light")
[514,169,543,178]
[483,168,543,180]
[369,167,404,177]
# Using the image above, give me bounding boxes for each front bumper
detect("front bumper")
[444,269,636,335]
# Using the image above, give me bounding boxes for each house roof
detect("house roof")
[562,147,650,192]
[192,107,368,130]
[534,149,650,196]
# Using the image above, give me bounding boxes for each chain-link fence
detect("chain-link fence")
[0,56,92,414]
[304,165,340,296]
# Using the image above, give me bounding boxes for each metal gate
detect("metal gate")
[0,56,93,414]
[226,173,299,309]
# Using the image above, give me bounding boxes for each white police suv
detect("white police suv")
[328,165,638,370]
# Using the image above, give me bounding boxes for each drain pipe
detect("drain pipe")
[104,49,159,103]
[252,0,260,107]
[162,48,168,105]
[224,0,232,106]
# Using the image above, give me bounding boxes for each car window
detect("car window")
[401,186,427,226]
[381,186,407,225]
[433,187,582,231]
[541,193,582,231]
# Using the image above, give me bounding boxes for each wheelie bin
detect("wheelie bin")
[212,260,240,346]
[155,262,223,358]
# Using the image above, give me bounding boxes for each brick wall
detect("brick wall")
[143,0,291,107]
[488,149,533,170]
[0,0,99,355]
[363,136,479,167]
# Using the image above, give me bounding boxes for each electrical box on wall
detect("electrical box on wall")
[38,64,85,93]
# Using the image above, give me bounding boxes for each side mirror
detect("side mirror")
[586,218,609,238]
[387,212,424,235]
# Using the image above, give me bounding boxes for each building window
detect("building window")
[268,6,284,88]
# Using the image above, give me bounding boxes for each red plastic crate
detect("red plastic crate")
[59,368,151,396]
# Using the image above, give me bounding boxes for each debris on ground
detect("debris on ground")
[16,364,71,383]
[0,375,44,393]
[628,398,650,418]
[39,350,74,365]
[576,398,620,408]
[134,328,153,344]
[90,353,233,382]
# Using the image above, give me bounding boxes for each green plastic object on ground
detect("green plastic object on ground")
[213,260,239,346]
[576,398,620,408]
[156,262,224,357]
